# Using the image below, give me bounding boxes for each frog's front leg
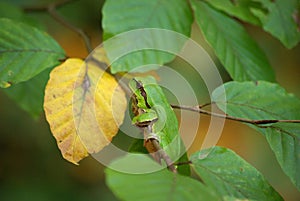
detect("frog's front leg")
[132,109,158,127]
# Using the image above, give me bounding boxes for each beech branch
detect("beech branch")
[171,104,300,125]
[23,0,92,53]
[150,138,177,173]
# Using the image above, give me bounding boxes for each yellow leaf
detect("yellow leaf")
[44,58,127,164]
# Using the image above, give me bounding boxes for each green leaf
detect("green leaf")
[102,0,193,73]
[259,122,300,191]
[190,1,275,82]
[204,0,261,25]
[251,0,300,49]
[105,154,220,201]
[2,68,51,119]
[212,81,300,120]
[212,81,300,191]
[102,0,192,40]
[0,18,65,88]
[191,147,283,201]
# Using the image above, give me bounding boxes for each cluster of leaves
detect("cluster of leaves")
[0,0,300,201]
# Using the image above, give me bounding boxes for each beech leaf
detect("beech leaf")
[102,0,193,73]
[212,81,300,190]
[190,1,275,82]
[191,147,283,201]
[106,154,220,201]
[44,58,127,164]
[0,18,65,88]
[251,0,300,49]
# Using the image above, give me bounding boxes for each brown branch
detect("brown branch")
[23,0,92,54]
[150,139,177,173]
[171,104,300,125]
[47,5,92,53]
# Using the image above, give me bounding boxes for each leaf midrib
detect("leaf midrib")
[0,49,64,54]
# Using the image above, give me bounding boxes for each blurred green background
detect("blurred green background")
[0,0,300,200]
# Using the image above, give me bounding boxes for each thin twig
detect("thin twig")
[47,5,92,53]
[199,102,214,108]
[115,74,132,97]
[171,104,300,125]
[23,0,92,54]
[174,161,192,166]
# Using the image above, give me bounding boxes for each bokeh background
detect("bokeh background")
[0,0,300,200]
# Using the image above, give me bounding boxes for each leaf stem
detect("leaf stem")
[171,104,300,125]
